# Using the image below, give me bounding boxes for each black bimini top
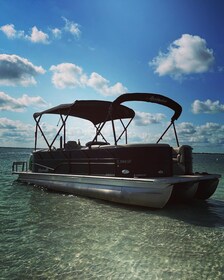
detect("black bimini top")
[33,93,182,125]
[33,100,135,125]
[114,93,182,121]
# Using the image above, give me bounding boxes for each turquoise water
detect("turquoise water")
[1,147,224,280]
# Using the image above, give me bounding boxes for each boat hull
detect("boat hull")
[13,172,220,208]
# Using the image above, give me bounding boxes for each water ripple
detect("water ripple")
[1,149,224,279]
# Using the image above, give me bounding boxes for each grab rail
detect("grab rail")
[12,161,27,172]
[33,162,54,171]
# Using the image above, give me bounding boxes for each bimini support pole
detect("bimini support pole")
[157,120,180,147]
[90,122,108,144]
[172,122,180,147]
[34,121,38,151]
[116,118,133,144]
[49,114,68,149]
[156,121,173,144]
[111,119,117,145]
[34,115,51,150]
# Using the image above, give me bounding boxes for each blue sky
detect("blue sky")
[0,0,224,152]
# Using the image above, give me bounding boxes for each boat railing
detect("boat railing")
[12,161,28,173]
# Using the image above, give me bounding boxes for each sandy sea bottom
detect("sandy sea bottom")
[1,148,224,279]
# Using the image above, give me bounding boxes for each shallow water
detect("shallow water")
[1,148,224,279]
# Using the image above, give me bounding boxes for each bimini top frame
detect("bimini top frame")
[33,93,182,150]
[113,93,182,147]
[33,99,135,150]
[113,93,182,122]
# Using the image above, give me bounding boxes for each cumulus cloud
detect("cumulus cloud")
[175,122,196,135]
[50,62,127,96]
[150,34,214,79]
[0,54,45,86]
[175,122,224,146]
[86,72,127,96]
[0,24,17,38]
[50,63,84,88]
[0,117,29,130]
[49,17,81,40]
[0,17,81,44]
[197,123,224,144]
[0,91,48,112]
[62,17,81,38]
[192,99,224,114]
[51,28,62,39]
[0,23,48,43]
[0,24,25,39]
[134,120,224,149]
[134,111,166,126]
[0,117,34,146]
[26,26,49,44]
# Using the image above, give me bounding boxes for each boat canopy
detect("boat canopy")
[33,93,182,149]
[113,93,182,121]
[33,100,135,125]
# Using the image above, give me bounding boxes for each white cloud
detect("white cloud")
[0,54,45,86]
[0,117,31,130]
[192,99,224,114]
[150,34,214,79]
[49,17,81,41]
[50,63,84,89]
[26,26,49,44]
[86,72,127,96]
[0,24,48,43]
[133,120,224,149]
[50,63,127,96]
[0,91,48,112]
[0,24,17,38]
[194,123,224,145]
[176,122,196,135]
[51,28,62,39]
[0,117,34,146]
[176,122,224,146]
[134,111,166,126]
[1,17,81,44]
[62,17,81,38]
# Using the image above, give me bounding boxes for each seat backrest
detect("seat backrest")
[173,145,193,175]
[64,141,80,150]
